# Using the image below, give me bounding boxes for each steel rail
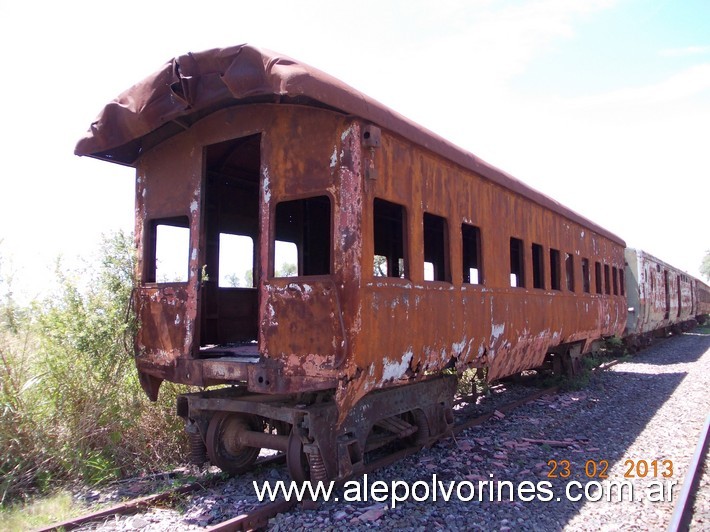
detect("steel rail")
[205,499,298,531]
[38,359,623,531]
[667,414,710,532]
[35,481,210,532]
[36,454,286,532]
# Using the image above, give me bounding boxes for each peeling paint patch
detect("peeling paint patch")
[262,171,271,203]
[382,350,413,382]
[330,146,338,168]
[451,338,467,356]
[491,323,505,342]
[340,125,355,142]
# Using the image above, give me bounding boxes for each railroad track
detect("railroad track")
[667,414,710,532]
[38,378,564,531]
[37,354,633,531]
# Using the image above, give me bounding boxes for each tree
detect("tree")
[276,263,297,277]
[701,250,710,281]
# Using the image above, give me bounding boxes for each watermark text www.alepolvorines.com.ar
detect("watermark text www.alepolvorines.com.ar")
[253,473,678,509]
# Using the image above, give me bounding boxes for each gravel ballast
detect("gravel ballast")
[80,330,710,531]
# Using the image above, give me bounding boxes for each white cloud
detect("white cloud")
[564,63,710,108]
[660,45,710,57]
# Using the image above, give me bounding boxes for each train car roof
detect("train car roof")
[75,44,624,246]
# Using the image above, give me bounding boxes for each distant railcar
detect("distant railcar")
[75,44,703,481]
[624,249,704,345]
[693,277,710,323]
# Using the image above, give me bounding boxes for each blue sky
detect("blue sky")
[0,0,708,297]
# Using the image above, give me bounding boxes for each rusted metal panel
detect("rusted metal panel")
[133,133,203,391]
[75,44,623,248]
[135,285,190,362]
[77,45,629,421]
[329,124,627,417]
[262,280,345,366]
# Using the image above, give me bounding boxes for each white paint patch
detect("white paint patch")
[174,314,181,326]
[381,350,413,382]
[341,125,355,142]
[190,200,198,213]
[452,338,467,356]
[440,348,448,362]
[191,249,197,261]
[330,146,338,168]
[262,172,271,203]
[491,323,505,343]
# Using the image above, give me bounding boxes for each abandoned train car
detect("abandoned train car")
[625,248,710,345]
[76,45,632,481]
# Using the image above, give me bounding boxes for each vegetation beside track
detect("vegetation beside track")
[0,232,189,513]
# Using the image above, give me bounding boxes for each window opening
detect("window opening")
[147,217,190,283]
[620,269,625,296]
[373,198,407,278]
[676,275,681,316]
[565,253,575,292]
[595,261,603,294]
[423,262,435,281]
[462,224,483,285]
[274,196,331,277]
[423,212,450,282]
[612,267,618,295]
[550,249,561,291]
[581,258,590,293]
[604,264,611,295]
[510,238,525,288]
[532,243,545,289]
[664,270,670,319]
[218,234,254,287]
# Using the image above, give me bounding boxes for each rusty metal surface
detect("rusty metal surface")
[75,44,623,246]
[78,45,631,421]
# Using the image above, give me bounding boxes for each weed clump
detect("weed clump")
[0,232,189,505]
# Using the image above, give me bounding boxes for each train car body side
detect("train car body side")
[75,44,632,480]
[625,248,703,344]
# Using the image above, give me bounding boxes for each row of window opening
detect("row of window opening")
[513,237,624,295]
[146,197,622,297]
[373,199,482,284]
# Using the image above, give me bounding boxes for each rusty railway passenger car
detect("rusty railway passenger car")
[624,249,704,346]
[76,45,627,481]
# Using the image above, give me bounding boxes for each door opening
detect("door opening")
[200,134,261,352]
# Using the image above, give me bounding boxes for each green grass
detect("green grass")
[0,491,86,531]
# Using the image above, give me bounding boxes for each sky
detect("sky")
[0,0,708,299]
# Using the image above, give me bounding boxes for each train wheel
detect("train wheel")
[287,430,310,483]
[205,412,261,474]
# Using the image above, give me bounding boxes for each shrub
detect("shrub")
[0,232,189,504]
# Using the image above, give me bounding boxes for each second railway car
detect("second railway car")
[625,248,710,345]
[77,44,694,481]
